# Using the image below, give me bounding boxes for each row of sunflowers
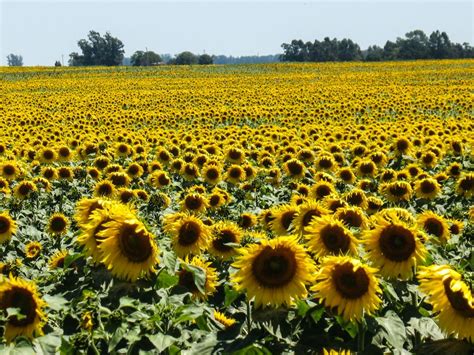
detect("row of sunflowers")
[0,60,473,354]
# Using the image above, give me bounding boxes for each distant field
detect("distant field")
[0,61,473,353]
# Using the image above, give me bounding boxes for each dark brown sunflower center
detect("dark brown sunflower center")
[338,211,363,228]
[206,168,219,180]
[424,218,444,238]
[321,225,351,253]
[58,168,72,179]
[212,230,237,252]
[50,217,67,232]
[287,161,303,175]
[333,263,369,299]
[389,184,408,197]
[302,210,322,227]
[443,278,474,318]
[420,181,436,194]
[18,183,33,196]
[340,170,353,181]
[252,246,297,288]
[98,183,113,195]
[178,221,201,246]
[111,174,127,187]
[158,174,170,186]
[43,150,54,160]
[379,225,416,261]
[185,196,203,210]
[2,287,37,326]
[228,150,242,161]
[178,270,198,292]
[0,217,11,234]
[319,158,333,169]
[396,140,409,152]
[459,177,473,191]
[229,168,242,179]
[118,225,153,262]
[3,165,16,176]
[360,163,375,174]
[316,185,331,198]
[120,191,134,203]
[43,169,55,179]
[280,211,296,231]
[240,215,253,229]
[128,165,139,175]
[209,195,221,206]
[346,193,363,206]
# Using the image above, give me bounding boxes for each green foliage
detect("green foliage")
[69,30,125,66]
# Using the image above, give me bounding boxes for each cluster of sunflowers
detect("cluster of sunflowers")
[0,60,473,353]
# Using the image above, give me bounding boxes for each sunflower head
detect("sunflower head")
[47,213,69,236]
[74,197,110,227]
[269,204,299,236]
[209,221,243,259]
[13,180,37,200]
[232,236,316,308]
[0,275,47,342]
[415,177,441,200]
[181,193,208,214]
[456,173,474,198]
[25,241,42,259]
[49,250,69,269]
[283,159,306,180]
[169,214,210,258]
[417,211,450,244]
[0,211,17,244]
[177,256,218,300]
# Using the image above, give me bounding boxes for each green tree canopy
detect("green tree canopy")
[7,54,23,66]
[175,51,198,65]
[198,54,213,65]
[130,51,162,66]
[69,31,125,66]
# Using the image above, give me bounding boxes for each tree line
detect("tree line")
[280,30,474,62]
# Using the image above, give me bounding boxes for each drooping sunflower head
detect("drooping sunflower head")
[169,214,210,258]
[292,199,330,236]
[456,173,474,198]
[98,216,160,281]
[0,275,47,342]
[417,265,474,341]
[93,179,116,198]
[269,204,299,236]
[311,256,381,322]
[305,215,358,259]
[232,236,316,308]
[47,213,69,236]
[363,217,427,279]
[380,181,413,203]
[214,310,237,329]
[177,256,218,300]
[0,211,17,244]
[367,196,384,215]
[209,221,243,259]
[48,250,69,269]
[343,188,368,210]
[417,211,450,244]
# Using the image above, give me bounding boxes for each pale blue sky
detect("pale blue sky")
[1,1,473,66]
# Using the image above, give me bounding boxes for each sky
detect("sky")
[1,0,473,66]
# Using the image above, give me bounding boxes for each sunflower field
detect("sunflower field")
[0,60,473,354]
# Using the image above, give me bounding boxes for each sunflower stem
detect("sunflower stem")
[357,320,365,353]
[246,300,252,332]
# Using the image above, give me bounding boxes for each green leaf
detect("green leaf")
[162,248,177,272]
[42,294,68,311]
[33,333,62,354]
[119,296,138,309]
[6,307,26,320]
[224,284,240,307]
[407,317,444,341]
[109,327,126,352]
[296,300,310,317]
[310,307,325,324]
[64,253,82,268]
[230,344,272,355]
[148,333,176,352]
[183,264,206,294]
[0,343,36,355]
[156,269,179,289]
[375,310,406,349]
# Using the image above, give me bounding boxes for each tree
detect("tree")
[175,51,198,65]
[365,45,384,61]
[69,31,125,66]
[337,38,362,61]
[130,51,162,66]
[397,30,429,59]
[198,54,213,65]
[54,61,62,67]
[7,54,23,66]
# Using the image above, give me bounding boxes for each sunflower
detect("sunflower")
[456,173,474,198]
[74,197,110,227]
[379,181,413,203]
[311,256,381,322]
[47,213,69,236]
[202,163,222,185]
[108,172,131,188]
[324,197,348,213]
[39,147,56,163]
[334,206,368,230]
[367,196,383,215]
[417,265,474,341]
[338,167,356,184]
[238,212,257,229]
[0,211,17,244]
[226,164,246,184]
[1,161,20,181]
[414,177,441,200]
[232,236,316,308]
[148,170,171,189]
[292,200,330,236]
[182,163,200,180]
[448,219,464,235]
[305,215,358,258]
[393,137,411,156]
[417,211,450,244]
[283,158,306,180]
[376,207,416,226]
[209,221,243,259]
[0,275,47,342]
[41,166,58,181]
[269,204,299,236]
[48,250,69,269]
[315,155,336,171]
[126,162,144,179]
[363,216,427,279]
[343,188,368,210]
[310,181,336,200]
[98,216,160,281]
[181,193,208,214]
[93,179,116,198]
[25,241,42,259]
[214,310,236,329]
[177,256,218,300]
[357,160,377,178]
[169,214,210,258]
[13,180,37,200]
[117,188,136,204]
